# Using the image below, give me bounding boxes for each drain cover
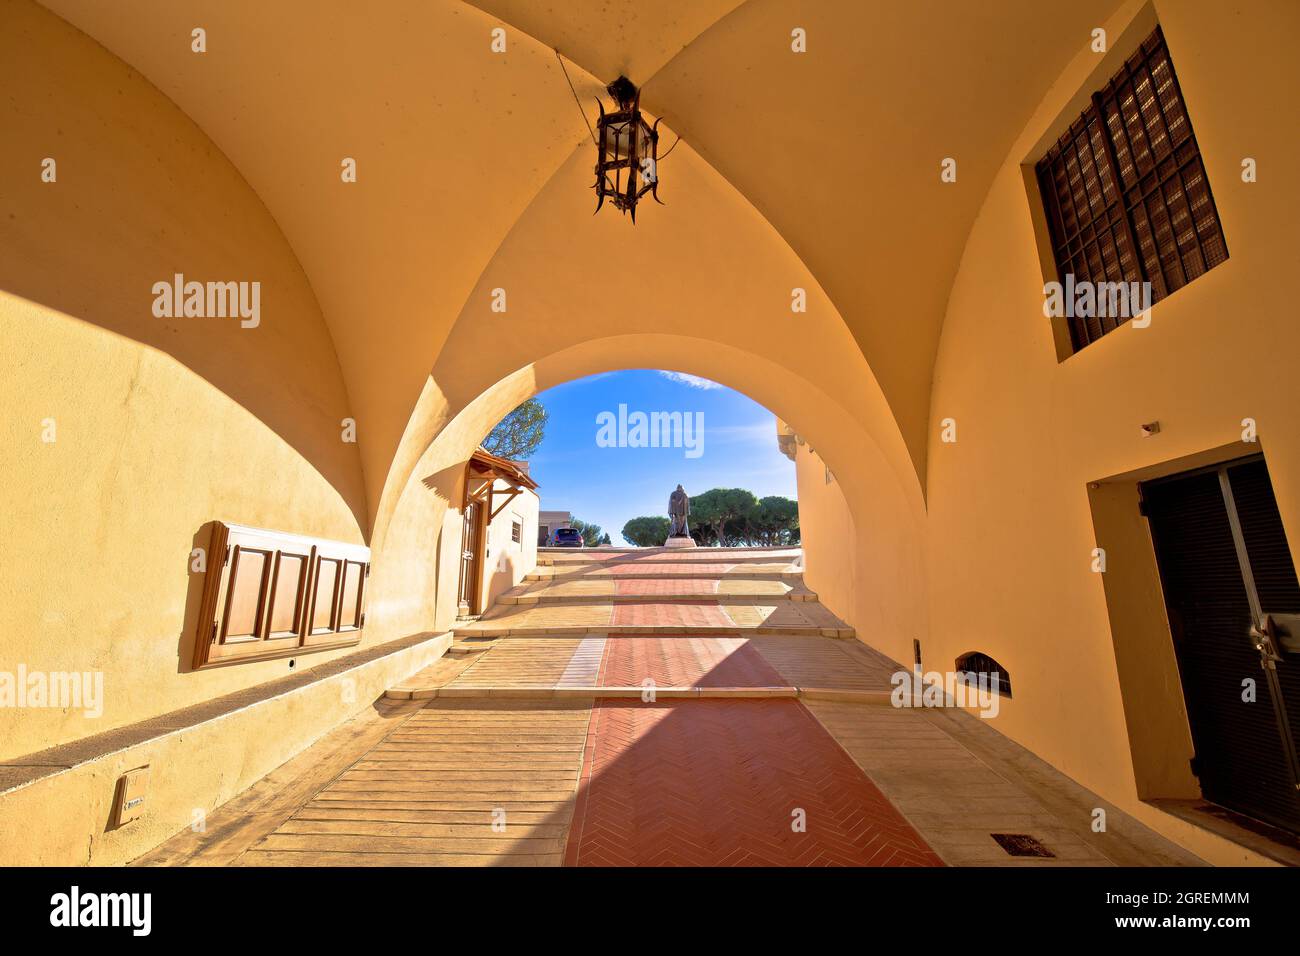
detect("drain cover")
[990,833,1055,858]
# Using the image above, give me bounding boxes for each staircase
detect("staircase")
[385,545,896,701]
[454,545,854,638]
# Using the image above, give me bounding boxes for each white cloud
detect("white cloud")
[657,370,722,390]
[708,421,774,444]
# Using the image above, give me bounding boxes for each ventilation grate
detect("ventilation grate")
[990,833,1055,858]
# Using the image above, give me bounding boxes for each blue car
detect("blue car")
[548,527,584,548]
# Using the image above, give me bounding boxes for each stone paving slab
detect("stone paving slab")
[805,702,1201,867]
[236,700,593,867]
[749,635,897,691]
[446,638,606,688]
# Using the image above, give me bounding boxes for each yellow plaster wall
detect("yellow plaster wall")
[0,633,450,866]
[479,0,1128,483]
[481,484,539,610]
[923,0,1300,863]
[0,4,370,760]
[365,369,544,638]
[37,0,596,529]
[793,443,859,638]
[35,0,1131,501]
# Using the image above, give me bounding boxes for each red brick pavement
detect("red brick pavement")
[564,699,945,866]
[614,578,720,596]
[610,601,733,628]
[603,562,735,576]
[601,636,785,687]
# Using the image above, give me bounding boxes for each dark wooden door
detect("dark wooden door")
[458,502,481,614]
[1143,455,1300,833]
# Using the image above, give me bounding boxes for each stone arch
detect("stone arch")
[367,334,927,667]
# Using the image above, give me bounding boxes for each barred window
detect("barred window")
[1036,25,1228,352]
[955,651,1012,698]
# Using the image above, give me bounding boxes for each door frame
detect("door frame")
[456,450,540,617]
[457,498,484,616]
[1142,454,1300,789]
[1086,443,1300,859]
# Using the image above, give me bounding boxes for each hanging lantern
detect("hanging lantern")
[593,76,662,222]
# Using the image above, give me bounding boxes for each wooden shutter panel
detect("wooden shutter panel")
[193,523,370,669]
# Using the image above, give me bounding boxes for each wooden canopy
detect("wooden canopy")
[464,447,538,520]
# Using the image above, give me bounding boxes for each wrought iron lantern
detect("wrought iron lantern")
[593,76,662,222]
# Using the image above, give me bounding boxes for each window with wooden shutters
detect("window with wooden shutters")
[193,522,370,669]
[1036,25,1228,352]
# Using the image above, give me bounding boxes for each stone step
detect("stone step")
[447,639,498,657]
[384,683,892,703]
[538,555,801,567]
[526,569,803,582]
[537,546,800,555]
[450,623,855,639]
[498,590,819,606]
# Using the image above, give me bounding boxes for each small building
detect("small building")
[538,510,572,547]
[454,449,540,617]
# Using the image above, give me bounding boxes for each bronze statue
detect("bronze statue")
[667,484,690,537]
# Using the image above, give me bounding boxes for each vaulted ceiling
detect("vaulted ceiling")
[39,0,1122,512]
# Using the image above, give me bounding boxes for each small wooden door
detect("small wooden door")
[458,501,482,615]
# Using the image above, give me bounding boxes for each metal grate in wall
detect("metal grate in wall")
[1036,25,1228,352]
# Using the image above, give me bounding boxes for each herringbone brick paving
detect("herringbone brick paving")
[614,577,721,596]
[602,561,736,576]
[610,600,734,628]
[564,699,944,866]
[601,635,787,687]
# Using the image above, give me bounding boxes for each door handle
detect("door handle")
[1267,613,1300,655]
[1251,613,1300,789]
[1250,615,1284,668]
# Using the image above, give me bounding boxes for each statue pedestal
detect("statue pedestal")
[664,535,697,549]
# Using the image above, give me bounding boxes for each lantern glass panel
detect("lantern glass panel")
[609,120,632,159]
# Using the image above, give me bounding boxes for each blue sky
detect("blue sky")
[520,370,796,543]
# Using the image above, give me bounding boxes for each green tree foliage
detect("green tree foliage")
[688,488,759,546]
[482,399,548,460]
[746,496,801,546]
[569,518,610,546]
[621,516,671,547]
[621,491,800,547]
